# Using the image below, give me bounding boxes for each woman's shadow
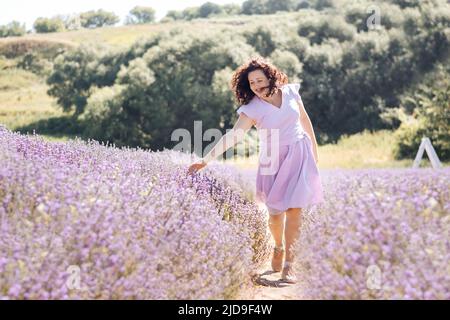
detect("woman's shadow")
[251,269,291,288]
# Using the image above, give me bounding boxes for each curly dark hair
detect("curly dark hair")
[230,56,288,106]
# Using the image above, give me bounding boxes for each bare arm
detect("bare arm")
[296,99,319,164]
[187,113,255,174]
[202,113,255,163]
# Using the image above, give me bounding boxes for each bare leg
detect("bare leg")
[268,212,285,247]
[268,211,285,272]
[284,208,302,262]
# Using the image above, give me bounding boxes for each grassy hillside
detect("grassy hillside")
[0,13,286,48]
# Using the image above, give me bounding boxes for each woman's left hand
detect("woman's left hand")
[187,160,207,175]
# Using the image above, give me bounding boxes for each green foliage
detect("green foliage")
[0,21,26,38]
[126,6,156,25]
[222,4,242,15]
[80,9,120,28]
[17,115,85,137]
[45,33,166,117]
[392,66,450,161]
[163,2,242,21]
[80,85,129,143]
[386,0,421,8]
[55,14,82,31]
[242,0,271,15]
[344,2,404,32]
[165,10,184,21]
[199,2,223,17]
[306,0,334,10]
[298,15,355,45]
[17,53,53,77]
[33,17,65,33]
[242,0,300,14]
[269,49,303,82]
[244,26,277,56]
[47,45,101,116]
[69,31,256,149]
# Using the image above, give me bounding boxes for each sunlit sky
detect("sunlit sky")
[0,0,246,30]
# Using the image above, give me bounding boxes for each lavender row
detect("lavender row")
[296,168,450,299]
[0,126,271,299]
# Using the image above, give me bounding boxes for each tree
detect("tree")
[33,17,65,33]
[242,0,270,15]
[0,26,6,37]
[309,0,334,10]
[126,6,156,25]
[181,7,201,20]
[244,26,277,56]
[0,21,26,37]
[386,0,421,8]
[222,4,242,15]
[80,9,119,28]
[47,46,100,116]
[199,2,223,18]
[269,49,303,82]
[266,0,298,12]
[242,0,299,15]
[393,75,450,161]
[55,14,82,31]
[298,16,355,45]
[165,10,184,21]
[73,31,255,150]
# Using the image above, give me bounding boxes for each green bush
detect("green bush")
[33,17,65,33]
[393,73,450,161]
[242,0,300,15]
[80,85,130,144]
[244,26,277,56]
[125,6,156,25]
[17,53,53,76]
[64,31,256,149]
[80,9,120,28]
[199,2,223,17]
[298,15,356,45]
[0,21,26,38]
[47,45,102,116]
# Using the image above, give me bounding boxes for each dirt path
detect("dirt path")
[235,167,302,300]
[245,260,302,300]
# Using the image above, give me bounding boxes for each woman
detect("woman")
[188,56,324,284]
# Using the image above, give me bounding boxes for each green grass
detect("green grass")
[317,129,436,169]
[225,129,450,169]
[0,60,72,141]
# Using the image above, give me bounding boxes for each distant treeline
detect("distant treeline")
[0,6,157,35]
[3,0,443,35]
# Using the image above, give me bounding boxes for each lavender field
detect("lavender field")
[0,125,272,299]
[1,126,449,300]
[295,169,450,299]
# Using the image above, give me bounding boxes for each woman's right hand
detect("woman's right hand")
[187,159,207,175]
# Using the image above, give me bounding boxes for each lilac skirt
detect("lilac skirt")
[255,134,324,215]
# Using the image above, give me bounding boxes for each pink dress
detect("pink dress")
[236,83,324,215]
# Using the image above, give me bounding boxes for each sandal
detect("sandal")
[281,261,297,284]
